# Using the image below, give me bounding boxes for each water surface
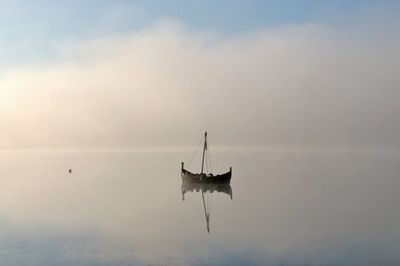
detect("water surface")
[0,148,399,265]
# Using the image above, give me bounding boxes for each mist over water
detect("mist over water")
[0,148,399,265]
[1,13,400,149]
[1,3,400,265]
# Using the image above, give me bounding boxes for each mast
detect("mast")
[201,132,209,232]
[201,131,207,174]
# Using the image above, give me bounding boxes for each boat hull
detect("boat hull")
[181,167,231,184]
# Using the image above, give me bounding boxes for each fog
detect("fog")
[1,17,399,149]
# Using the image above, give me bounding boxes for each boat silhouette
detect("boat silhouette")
[181,131,232,184]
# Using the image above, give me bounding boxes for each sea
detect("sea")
[0,147,399,265]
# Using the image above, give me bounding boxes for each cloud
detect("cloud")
[0,18,399,149]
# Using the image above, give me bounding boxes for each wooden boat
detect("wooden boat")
[181,131,232,184]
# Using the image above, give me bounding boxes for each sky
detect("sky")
[0,0,394,67]
[0,1,400,149]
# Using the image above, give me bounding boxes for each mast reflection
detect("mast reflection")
[181,181,233,233]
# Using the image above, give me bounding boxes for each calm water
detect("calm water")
[0,148,399,265]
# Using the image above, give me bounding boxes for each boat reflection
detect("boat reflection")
[181,182,233,200]
[181,181,233,233]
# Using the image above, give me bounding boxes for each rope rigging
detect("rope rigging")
[206,139,213,174]
[186,133,213,174]
[186,137,204,168]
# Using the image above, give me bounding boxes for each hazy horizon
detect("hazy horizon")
[1,2,400,150]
